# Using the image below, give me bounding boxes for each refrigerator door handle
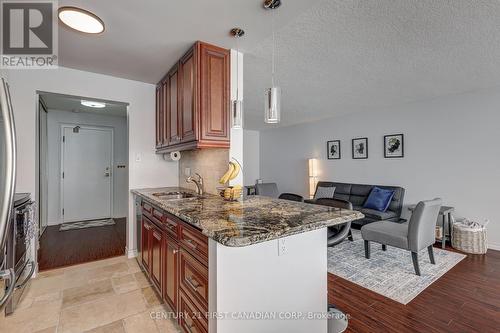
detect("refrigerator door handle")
[0,78,16,251]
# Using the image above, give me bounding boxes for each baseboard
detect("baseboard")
[127,247,138,259]
[488,242,500,251]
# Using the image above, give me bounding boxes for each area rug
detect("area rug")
[327,230,466,304]
[59,218,115,231]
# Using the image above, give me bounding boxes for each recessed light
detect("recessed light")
[81,100,106,108]
[58,7,105,34]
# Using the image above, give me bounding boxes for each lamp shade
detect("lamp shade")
[232,99,243,129]
[264,87,281,123]
[308,158,318,177]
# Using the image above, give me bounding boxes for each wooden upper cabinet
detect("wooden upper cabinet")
[199,42,230,145]
[155,41,230,153]
[162,79,170,147]
[180,48,196,143]
[168,65,181,146]
[155,85,162,149]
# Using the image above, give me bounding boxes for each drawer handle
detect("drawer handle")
[168,224,176,230]
[185,239,197,249]
[173,249,179,254]
[186,276,201,290]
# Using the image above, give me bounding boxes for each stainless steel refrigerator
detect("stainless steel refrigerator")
[0,77,18,308]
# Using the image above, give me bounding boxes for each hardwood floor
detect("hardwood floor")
[38,218,126,271]
[328,246,500,333]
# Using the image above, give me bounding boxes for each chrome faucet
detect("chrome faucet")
[186,173,204,196]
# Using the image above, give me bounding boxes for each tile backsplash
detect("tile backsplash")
[179,148,229,195]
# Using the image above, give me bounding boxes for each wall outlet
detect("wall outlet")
[184,168,191,177]
[278,238,287,256]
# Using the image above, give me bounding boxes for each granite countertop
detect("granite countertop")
[132,187,364,247]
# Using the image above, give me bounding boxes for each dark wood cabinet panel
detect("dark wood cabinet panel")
[155,41,230,153]
[179,290,208,333]
[168,65,180,146]
[180,49,196,143]
[199,43,230,144]
[164,236,179,312]
[141,218,152,273]
[155,85,162,149]
[162,80,170,147]
[151,226,163,290]
[179,249,208,312]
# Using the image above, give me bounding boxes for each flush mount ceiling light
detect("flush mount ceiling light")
[58,7,105,34]
[81,100,106,108]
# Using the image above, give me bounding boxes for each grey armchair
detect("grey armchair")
[361,198,442,276]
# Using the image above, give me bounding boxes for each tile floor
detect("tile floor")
[0,256,181,333]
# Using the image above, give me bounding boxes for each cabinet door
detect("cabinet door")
[151,226,163,290]
[155,85,163,148]
[168,65,181,145]
[199,43,230,143]
[161,80,170,147]
[141,218,152,273]
[180,48,196,143]
[164,236,179,312]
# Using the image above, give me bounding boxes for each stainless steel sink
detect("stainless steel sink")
[152,191,196,200]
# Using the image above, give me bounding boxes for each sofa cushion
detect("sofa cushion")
[360,208,397,221]
[363,187,395,212]
[361,221,409,249]
[314,186,335,199]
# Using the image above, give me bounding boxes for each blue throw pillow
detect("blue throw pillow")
[363,187,395,212]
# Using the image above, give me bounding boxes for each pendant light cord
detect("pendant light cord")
[236,36,240,101]
[271,8,276,87]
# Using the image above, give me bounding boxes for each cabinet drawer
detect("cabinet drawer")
[165,216,180,240]
[180,224,208,265]
[179,290,208,333]
[152,207,164,221]
[142,202,153,214]
[179,249,208,312]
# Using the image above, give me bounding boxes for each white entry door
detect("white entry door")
[62,125,113,222]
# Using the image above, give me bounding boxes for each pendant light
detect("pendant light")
[230,28,245,129]
[264,0,281,124]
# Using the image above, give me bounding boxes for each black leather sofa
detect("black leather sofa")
[307,181,405,227]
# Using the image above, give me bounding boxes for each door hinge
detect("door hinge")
[62,172,65,179]
[63,135,65,143]
[62,209,64,216]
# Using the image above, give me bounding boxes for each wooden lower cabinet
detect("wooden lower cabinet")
[179,290,208,333]
[140,201,208,333]
[150,226,163,290]
[163,235,179,312]
[141,218,152,273]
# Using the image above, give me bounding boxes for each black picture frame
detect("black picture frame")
[384,134,404,158]
[327,140,341,160]
[352,137,368,159]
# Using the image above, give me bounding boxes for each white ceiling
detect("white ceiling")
[244,0,500,129]
[57,0,500,130]
[58,0,318,83]
[40,93,127,117]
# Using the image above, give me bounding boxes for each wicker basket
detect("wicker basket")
[452,219,488,254]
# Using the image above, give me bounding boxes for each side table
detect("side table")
[408,205,455,249]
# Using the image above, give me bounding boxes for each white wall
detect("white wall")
[243,129,260,185]
[260,88,500,250]
[46,110,128,225]
[6,67,178,257]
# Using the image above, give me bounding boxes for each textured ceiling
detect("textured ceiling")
[57,0,319,83]
[40,93,127,117]
[243,0,500,129]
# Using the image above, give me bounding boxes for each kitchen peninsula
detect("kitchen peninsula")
[132,187,364,333]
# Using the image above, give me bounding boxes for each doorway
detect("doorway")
[36,92,129,271]
[61,125,113,222]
